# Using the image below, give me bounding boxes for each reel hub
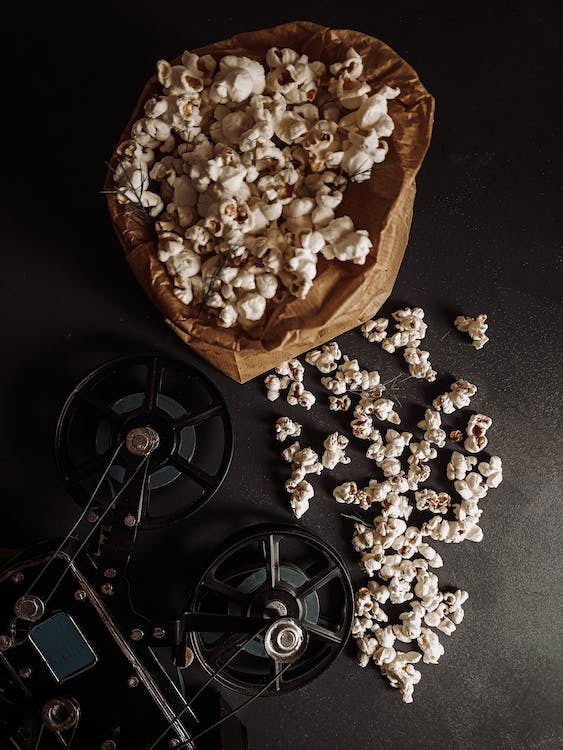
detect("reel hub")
[264,618,307,663]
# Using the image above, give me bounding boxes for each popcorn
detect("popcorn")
[454,472,488,501]
[335,482,373,510]
[403,347,436,382]
[417,628,444,664]
[264,373,290,401]
[381,307,427,353]
[387,576,414,605]
[284,444,323,481]
[351,415,376,441]
[305,342,342,373]
[380,651,422,703]
[454,314,489,349]
[379,457,402,477]
[328,395,351,411]
[478,456,503,488]
[276,358,305,382]
[322,432,351,470]
[417,409,446,447]
[408,440,437,463]
[287,381,316,410]
[359,396,401,425]
[446,451,477,481]
[263,305,502,705]
[406,460,431,490]
[415,489,452,514]
[361,317,389,343]
[433,379,477,413]
[286,479,314,519]
[116,47,399,327]
[274,416,302,442]
[464,413,492,453]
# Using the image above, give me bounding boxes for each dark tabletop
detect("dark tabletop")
[2,2,562,748]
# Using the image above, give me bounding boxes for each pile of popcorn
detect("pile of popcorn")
[113,47,400,328]
[265,309,499,702]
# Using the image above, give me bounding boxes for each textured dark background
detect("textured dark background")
[2,1,562,748]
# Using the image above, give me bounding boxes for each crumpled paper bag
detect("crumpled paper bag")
[106,21,434,383]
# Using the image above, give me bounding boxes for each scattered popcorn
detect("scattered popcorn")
[446,451,477,481]
[262,304,503,705]
[328,394,352,411]
[403,347,436,382]
[305,342,342,373]
[464,413,492,453]
[478,456,503,488]
[287,381,316,410]
[433,379,477,413]
[274,416,302,442]
[417,409,446,447]
[322,432,351,470]
[264,373,290,401]
[454,314,489,349]
[361,317,389,343]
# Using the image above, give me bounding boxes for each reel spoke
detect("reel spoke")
[207,632,252,665]
[295,563,339,599]
[263,534,280,588]
[144,356,162,411]
[174,403,224,429]
[77,390,122,426]
[302,621,342,645]
[201,575,251,606]
[169,454,217,489]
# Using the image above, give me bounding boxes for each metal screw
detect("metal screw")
[18,667,31,679]
[127,676,139,688]
[153,627,165,639]
[14,595,44,622]
[104,568,117,579]
[74,589,87,602]
[100,583,114,596]
[87,510,99,523]
[124,514,136,528]
[130,628,144,642]
[12,572,24,584]
[0,635,13,651]
[169,741,180,749]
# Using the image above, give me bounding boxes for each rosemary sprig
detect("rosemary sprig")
[104,158,154,224]
[340,512,375,529]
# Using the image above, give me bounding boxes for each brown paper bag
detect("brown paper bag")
[106,22,434,383]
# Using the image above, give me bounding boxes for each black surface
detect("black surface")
[2,2,562,748]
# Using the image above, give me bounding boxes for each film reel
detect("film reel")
[55,355,233,528]
[189,524,353,695]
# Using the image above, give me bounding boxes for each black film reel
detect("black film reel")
[55,355,233,529]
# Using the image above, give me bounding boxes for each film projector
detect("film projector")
[0,355,353,749]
